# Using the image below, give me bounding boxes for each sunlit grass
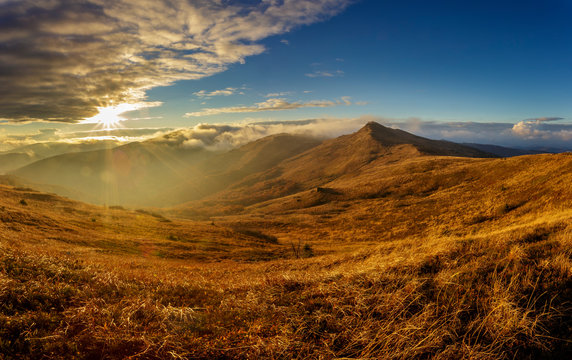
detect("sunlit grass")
[1,153,571,358]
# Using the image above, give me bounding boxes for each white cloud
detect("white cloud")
[0,126,172,149]
[185,97,354,117]
[6,114,570,154]
[0,0,352,123]
[380,116,572,148]
[153,117,371,151]
[305,69,344,78]
[194,87,240,98]
[511,117,572,141]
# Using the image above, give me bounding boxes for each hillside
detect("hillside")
[1,151,571,359]
[0,184,289,261]
[11,133,320,207]
[0,152,37,174]
[177,122,495,213]
[0,140,120,174]
[12,142,205,206]
[156,133,321,205]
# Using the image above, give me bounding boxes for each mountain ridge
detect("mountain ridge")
[174,122,496,213]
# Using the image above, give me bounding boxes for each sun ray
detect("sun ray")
[82,103,144,129]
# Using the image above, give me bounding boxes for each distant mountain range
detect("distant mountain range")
[462,143,545,157]
[181,122,495,209]
[7,122,567,209]
[11,133,319,207]
[6,122,483,207]
[0,140,120,174]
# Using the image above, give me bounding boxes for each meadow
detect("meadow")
[1,152,571,359]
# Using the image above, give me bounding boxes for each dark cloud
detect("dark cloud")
[0,0,351,123]
[524,117,564,122]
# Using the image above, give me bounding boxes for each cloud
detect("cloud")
[524,117,564,122]
[511,117,572,141]
[5,115,570,154]
[153,117,370,151]
[0,126,172,149]
[280,39,290,45]
[158,115,572,152]
[194,87,241,98]
[375,116,572,148]
[184,97,353,117]
[305,70,345,78]
[0,0,352,123]
[2,128,61,144]
[63,127,174,140]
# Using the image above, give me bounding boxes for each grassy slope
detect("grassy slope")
[175,122,494,216]
[11,134,321,208]
[1,154,571,358]
[0,185,285,262]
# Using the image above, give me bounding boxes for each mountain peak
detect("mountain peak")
[355,121,495,158]
[362,121,389,131]
[356,121,419,146]
[359,121,396,135]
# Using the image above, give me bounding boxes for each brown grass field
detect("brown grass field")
[1,151,571,358]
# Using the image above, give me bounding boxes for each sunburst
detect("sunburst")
[83,103,142,129]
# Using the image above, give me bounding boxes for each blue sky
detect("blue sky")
[139,0,572,127]
[1,0,571,148]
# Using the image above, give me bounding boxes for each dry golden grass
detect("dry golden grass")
[1,153,571,359]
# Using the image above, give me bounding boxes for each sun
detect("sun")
[83,103,142,129]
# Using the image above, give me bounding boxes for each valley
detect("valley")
[1,123,570,359]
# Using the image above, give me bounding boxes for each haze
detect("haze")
[0,1,571,359]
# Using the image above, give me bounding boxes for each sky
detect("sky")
[0,0,571,150]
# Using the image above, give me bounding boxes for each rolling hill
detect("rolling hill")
[177,122,495,212]
[11,133,320,207]
[0,184,286,261]
[0,140,120,174]
[0,152,38,174]
[11,141,213,206]
[1,129,571,358]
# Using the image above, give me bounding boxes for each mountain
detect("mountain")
[359,122,495,157]
[4,140,120,158]
[0,152,38,174]
[156,133,321,205]
[462,143,545,157]
[3,136,571,359]
[11,133,321,207]
[0,140,121,174]
[12,141,212,206]
[0,174,89,200]
[181,122,495,211]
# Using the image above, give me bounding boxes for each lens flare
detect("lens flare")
[82,103,143,129]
